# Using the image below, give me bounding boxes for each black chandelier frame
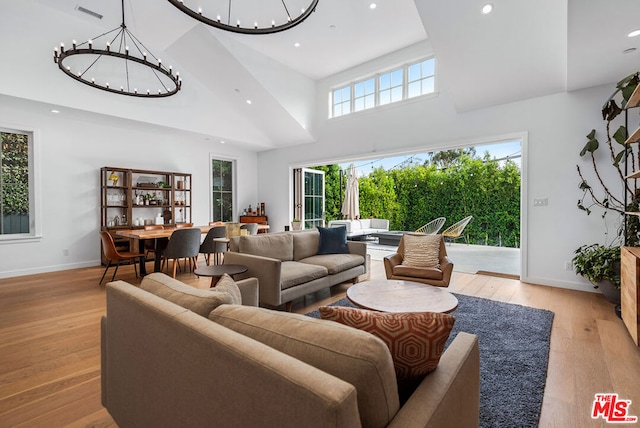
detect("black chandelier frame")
[53,0,182,98]
[167,0,319,35]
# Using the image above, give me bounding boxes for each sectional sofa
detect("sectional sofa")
[101,273,481,427]
[327,219,390,239]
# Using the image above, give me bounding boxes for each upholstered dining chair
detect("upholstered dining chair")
[240,223,259,235]
[99,231,145,284]
[415,217,446,235]
[199,225,228,265]
[161,228,201,278]
[441,215,473,245]
[383,234,453,287]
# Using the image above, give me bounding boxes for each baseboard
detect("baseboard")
[0,260,99,280]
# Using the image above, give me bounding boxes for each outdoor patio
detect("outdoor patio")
[366,239,520,278]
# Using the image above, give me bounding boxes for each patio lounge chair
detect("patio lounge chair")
[415,217,446,235]
[442,216,473,245]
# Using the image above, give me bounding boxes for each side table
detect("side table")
[195,264,248,288]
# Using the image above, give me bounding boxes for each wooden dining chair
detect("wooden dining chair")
[161,228,201,278]
[175,223,194,229]
[99,231,145,284]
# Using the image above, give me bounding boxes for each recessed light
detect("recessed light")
[294,42,300,47]
[481,3,493,14]
[628,29,640,38]
[369,3,377,9]
[246,99,252,105]
[329,24,336,30]
[624,47,637,54]
[220,140,226,144]
[50,109,60,114]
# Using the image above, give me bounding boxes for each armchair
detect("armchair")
[383,234,454,287]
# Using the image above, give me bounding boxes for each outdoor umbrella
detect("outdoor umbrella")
[341,163,360,220]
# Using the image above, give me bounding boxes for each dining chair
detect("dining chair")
[199,225,228,265]
[240,223,259,235]
[161,228,201,278]
[175,223,194,229]
[99,231,145,284]
[209,221,224,226]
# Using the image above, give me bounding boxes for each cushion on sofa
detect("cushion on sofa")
[140,272,240,317]
[239,233,294,261]
[392,265,443,279]
[209,304,400,428]
[292,230,320,261]
[317,226,350,255]
[300,253,365,275]
[401,234,441,268]
[318,306,455,399]
[279,261,327,290]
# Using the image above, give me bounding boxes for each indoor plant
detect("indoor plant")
[572,244,620,305]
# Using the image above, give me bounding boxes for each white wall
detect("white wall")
[0,94,258,278]
[258,43,623,293]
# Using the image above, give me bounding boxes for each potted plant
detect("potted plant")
[291,218,303,231]
[572,244,621,305]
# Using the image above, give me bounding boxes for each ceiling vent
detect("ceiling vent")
[75,5,103,20]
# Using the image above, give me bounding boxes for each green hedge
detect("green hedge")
[319,154,521,248]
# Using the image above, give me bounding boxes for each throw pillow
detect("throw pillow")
[401,234,441,268]
[317,226,349,255]
[209,304,400,428]
[318,306,455,398]
[140,272,240,317]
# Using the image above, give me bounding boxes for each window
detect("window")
[332,86,351,117]
[379,68,403,105]
[211,158,234,222]
[293,168,325,229]
[329,57,436,118]
[1,128,34,237]
[354,77,375,112]
[408,58,435,98]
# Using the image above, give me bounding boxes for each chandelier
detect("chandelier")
[53,0,182,98]
[167,0,320,35]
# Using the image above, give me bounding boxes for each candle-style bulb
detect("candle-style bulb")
[88,39,93,49]
[72,40,77,49]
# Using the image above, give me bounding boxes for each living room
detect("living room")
[1,0,640,426]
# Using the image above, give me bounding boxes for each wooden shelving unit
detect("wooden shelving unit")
[100,167,192,264]
[622,83,640,346]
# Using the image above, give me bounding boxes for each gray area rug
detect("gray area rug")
[307,293,554,428]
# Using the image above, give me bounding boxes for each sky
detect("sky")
[339,140,522,177]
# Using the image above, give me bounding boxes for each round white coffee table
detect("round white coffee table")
[346,279,458,313]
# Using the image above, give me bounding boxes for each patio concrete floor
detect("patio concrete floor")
[366,239,520,277]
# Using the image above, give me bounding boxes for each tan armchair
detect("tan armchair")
[383,235,454,287]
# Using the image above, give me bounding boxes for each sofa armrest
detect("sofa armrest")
[235,277,259,307]
[223,252,283,307]
[347,240,367,258]
[383,253,402,279]
[388,332,480,428]
[328,220,353,233]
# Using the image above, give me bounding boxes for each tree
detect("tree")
[425,147,476,168]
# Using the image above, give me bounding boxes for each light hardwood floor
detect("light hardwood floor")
[1,257,638,427]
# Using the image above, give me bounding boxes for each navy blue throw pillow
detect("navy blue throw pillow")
[317,226,349,255]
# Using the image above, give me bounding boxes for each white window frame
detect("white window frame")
[209,155,236,223]
[329,56,436,119]
[0,126,41,243]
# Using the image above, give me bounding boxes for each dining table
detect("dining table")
[115,223,266,276]
[116,225,214,276]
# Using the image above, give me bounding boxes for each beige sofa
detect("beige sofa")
[225,230,367,309]
[101,274,480,428]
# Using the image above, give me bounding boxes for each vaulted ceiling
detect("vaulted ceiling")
[1,0,639,151]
